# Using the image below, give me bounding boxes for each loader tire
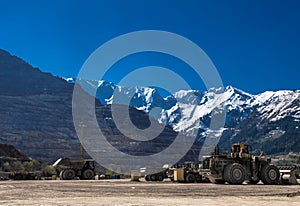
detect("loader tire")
[61,168,76,180]
[82,169,94,180]
[185,174,196,183]
[224,163,245,185]
[260,165,279,185]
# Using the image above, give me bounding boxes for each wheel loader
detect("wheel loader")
[205,143,281,185]
[172,162,209,183]
[53,158,95,180]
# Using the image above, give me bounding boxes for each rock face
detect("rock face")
[0,48,299,164]
[0,143,29,161]
[0,49,189,163]
[0,49,79,163]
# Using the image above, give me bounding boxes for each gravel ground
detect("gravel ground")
[0,179,300,206]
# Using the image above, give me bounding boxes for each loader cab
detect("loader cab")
[83,160,95,169]
[184,162,198,169]
[231,143,251,159]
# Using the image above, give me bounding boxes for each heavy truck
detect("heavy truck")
[140,162,208,183]
[204,143,281,185]
[140,164,171,182]
[52,122,96,180]
[53,158,96,180]
[172,162,204,183]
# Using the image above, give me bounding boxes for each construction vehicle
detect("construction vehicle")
[53,158,95,180]
[204,143,281,185]
[8,171,40,180]
[172,162,208,183]
[52,122,97,180]
[140,164,170,182]
[144,170,167,182]
[278,166,298,185]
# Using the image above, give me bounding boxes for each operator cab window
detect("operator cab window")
[244,145,249,154]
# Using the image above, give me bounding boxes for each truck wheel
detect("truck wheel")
[224,163,245,184]
[150,174,157,181]
[157,174,164,182]
[145,175,151,181]
[82,169,94,180]
[62,168,76,180]
[185,174,196,183]
[260,165,280,185]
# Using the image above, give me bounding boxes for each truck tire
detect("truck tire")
[224,163,245,184]
[157,174,164,182]
[61,168,76,180]
[150,174,157,181]
[82,169,94,180]
[145,175,151,181]
[185,174,196,183]
[260,165,280,185]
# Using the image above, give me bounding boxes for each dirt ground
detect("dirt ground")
[0,179,300,206]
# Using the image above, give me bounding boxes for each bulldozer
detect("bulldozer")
[204,143,281,185]
[53,158,95,180]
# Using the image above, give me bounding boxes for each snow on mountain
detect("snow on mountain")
[75,79,300,136]
[255,90,300,122]
[168,86,255,134]
[63,77,76,83]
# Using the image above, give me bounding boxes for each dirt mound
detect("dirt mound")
[0,144,29,161]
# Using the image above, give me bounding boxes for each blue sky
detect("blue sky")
[0,0,299,94]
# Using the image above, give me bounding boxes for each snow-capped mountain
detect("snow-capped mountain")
[254,90,300,122]
[1,47,298,164]
[70,78,300,155]
[74,79,300,136]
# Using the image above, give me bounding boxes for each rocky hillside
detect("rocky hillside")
[0,143,29,161]
[0,48,299,165]
[0,49,190,164]
[0,49,79,162]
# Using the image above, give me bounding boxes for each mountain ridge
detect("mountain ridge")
[0,48,299,164]
[75,79,299,127]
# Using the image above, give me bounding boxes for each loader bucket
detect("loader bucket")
[278,166,298,185]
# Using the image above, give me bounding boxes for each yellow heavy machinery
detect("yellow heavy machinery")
[277,165,298,185]
[53,158,95,180]
[204,143,281,185]
[172,162,209,183]
[52,122,96,180]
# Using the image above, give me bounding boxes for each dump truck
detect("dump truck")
[53,158,95,180]
[204,143,281,185]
